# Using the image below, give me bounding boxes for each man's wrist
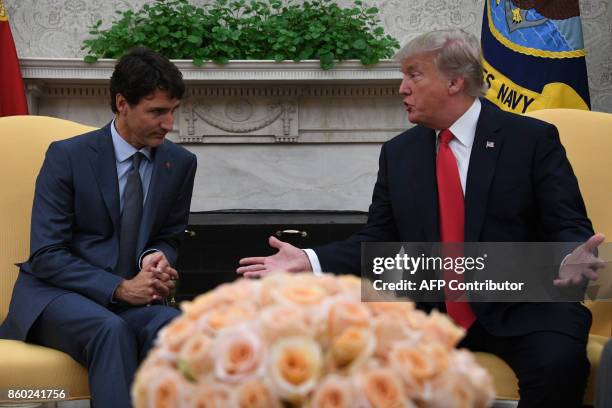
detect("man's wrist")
[139,249,164,269]
[303,248,322,275]
[112,280,126,302]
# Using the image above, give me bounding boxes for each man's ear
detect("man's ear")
[448,76,465,96]
[115,93,128,115]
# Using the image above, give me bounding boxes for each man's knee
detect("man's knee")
[94,314,135,343]
[516,335,589,406]
[537,339,589,381]
[141,306,180,342]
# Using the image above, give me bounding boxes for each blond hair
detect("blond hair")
[396,29,486,97]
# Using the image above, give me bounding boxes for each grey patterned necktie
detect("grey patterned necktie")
[116,152,144,278]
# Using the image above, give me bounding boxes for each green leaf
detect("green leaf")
[352,38,367,49]
[84,55,98,63]
[319,52,334,65]
[187,35,202,44]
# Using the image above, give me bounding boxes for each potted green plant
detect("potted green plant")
[82,0,400,69]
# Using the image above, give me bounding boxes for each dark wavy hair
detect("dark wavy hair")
[110,47,185,113]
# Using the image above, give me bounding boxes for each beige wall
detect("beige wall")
[5,0,612,112]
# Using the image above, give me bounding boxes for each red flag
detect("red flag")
[0,1,28,116]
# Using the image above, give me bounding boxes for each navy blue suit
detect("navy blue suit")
[0,123,197,407]
[315,101,593,407]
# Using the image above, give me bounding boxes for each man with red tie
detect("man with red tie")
[238,29,603,407]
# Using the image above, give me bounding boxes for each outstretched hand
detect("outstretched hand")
[554,233,606,287]
[237,236,313,278]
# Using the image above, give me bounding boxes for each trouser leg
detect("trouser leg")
[29,293,139,408]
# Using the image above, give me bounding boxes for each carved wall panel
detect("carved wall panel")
[181,96,299,144]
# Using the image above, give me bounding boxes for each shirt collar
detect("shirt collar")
[447,98,481,148]
[110,119,152,163]
[435,98,481,148]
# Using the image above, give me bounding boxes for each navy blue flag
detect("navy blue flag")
[481,0,590,113]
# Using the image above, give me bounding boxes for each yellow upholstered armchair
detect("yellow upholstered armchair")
[474,108,612,405]
[0,116,94,403]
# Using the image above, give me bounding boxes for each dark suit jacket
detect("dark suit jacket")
[315,100,593,340]
[0,123,197,341]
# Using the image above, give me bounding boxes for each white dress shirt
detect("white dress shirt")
[110,119,153,211]
[305,99,482,275]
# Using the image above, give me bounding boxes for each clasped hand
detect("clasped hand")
[115,251,178,305]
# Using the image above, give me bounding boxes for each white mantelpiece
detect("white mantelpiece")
[21,58,410,212]
[21,58,403,83]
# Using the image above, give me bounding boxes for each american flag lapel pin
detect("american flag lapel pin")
[165,161,172,169]
[486,141,495,149]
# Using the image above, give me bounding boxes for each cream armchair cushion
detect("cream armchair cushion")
[0,115,96,402]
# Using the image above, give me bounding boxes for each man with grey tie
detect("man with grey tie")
[0,47,197,407]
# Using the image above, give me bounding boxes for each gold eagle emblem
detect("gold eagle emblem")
[0,0,8,22]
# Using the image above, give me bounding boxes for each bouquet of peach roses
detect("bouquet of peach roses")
[132,273,495,407]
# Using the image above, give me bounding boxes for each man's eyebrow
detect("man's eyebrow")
[402,64,418,73]
[148,103,180,111]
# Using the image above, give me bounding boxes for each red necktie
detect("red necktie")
[436,129,476,329]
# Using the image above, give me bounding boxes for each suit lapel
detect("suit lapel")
[90,124,120,231]
[464,102,503,242]
[403,128,439,242]
[137,141,172,254]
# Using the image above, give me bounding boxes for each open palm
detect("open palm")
[237,236,312,278]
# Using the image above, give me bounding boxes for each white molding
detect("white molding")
[20,58,403,83]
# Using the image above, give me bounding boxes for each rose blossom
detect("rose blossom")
[421,310,465,349]
[424,350,494,408]
[312,273,344,296]
[277,283,328,306]
[156,317,198,353]
[262,273,332,307]
[329,327,375,372]
[371,315,416,360]
[182,291,235,320]
[213,325,265,383]
[367,302,428,331]
[326,298,371,339]
[446,350,495,408]
[177,332,214,380]
[260,304,313,344]
[132,367,191,408]
[309,375,358,408]
[196,301,257,335]
[236,379,282,408]
[367,302,415,320]
[267,336,323,402]
[355,367,416,408]
[426,372,476,408]
[215,279,261,304]
[336,274,363,294]
[389,341,450,400]
[189,381,237,408]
